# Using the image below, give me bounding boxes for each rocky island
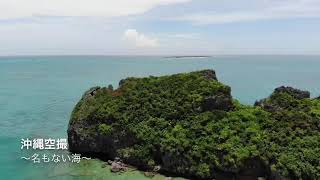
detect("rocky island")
[68,70,320,180]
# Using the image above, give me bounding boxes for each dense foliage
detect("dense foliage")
[69,70,320,179]
[256,91,320,179]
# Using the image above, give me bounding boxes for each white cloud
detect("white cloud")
[123,29,159,48]
[167,33,199,39]
[174,0,320,24]
[0,0,191,19]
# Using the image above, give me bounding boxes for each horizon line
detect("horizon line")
[1,54,320,57]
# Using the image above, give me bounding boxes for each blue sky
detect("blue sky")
[0,0,320,55]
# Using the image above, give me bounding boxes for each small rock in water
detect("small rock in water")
[110,159,129,173]
[111,162,123,173]
[144,171,156,178]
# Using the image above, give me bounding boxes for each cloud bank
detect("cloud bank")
[174,0,320,24]
[0,0,190,19]
[123,29,159,48]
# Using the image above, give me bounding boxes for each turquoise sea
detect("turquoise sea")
[0,55,320,180]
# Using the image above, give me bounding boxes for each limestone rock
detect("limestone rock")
[274,86,310,99]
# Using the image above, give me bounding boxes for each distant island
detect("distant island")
[68,70,320,180]
[164,56,212,58]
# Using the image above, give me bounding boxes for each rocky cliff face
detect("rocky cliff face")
[68,70,320,180]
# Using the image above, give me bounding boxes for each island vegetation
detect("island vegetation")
[68,70,320,180]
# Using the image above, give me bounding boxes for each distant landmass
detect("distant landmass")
[164,56,211,58]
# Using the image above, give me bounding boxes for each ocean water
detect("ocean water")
[0,55,319,180]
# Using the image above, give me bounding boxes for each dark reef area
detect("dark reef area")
[68,70,320,180]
